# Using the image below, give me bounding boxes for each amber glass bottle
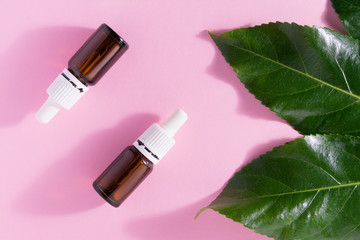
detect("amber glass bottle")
[68,24,128,86]
[93,146,153,207]
[36,24,128,123]
[93,109,188,207]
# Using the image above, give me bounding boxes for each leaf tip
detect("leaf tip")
[194,207,210,220]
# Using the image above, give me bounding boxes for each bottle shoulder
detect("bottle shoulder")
[127,145,154,167]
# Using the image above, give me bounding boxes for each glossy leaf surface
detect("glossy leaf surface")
[331,0,360,39]
[210,22,360,136]
[204,135,360,240]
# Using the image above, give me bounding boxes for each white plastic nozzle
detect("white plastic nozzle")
[36,68,88,124]
[133,109,188,164]
[36,97,63,124]
[161,109,188,137]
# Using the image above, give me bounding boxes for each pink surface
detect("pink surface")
[0,0,340,239]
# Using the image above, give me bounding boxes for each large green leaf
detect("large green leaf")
[201,134,360,240]
[210,22,360,136]
[331,0,360,39]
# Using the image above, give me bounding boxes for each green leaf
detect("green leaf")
[210,22,360,136]
[202,134,360,240]
[331,0,360,39]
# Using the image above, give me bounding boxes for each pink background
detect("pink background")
[0,0,341,239]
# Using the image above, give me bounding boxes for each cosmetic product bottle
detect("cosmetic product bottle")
[93,109,188,207]
[36,23,129,123]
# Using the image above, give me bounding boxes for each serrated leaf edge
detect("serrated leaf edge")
[204,22,360,239]
[209,22,360,136]
[195,134,360,239]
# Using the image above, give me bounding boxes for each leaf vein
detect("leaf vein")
[341,219,360,240]
[303,185,358,239]
[321,140,360,165]
[215,35,360,100]
[240,173,294,191]
[275,191,320,237]
[250,84,321,96]
[266,156,342,185]
[242,66,284,76]
[333,54,352,93]
[232,179,359,201]
[304,100,360,118]
[252,28,280,62]
[287,32,309,74]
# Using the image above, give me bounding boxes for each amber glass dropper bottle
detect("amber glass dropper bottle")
[93,109,188,207]
[36,23,128,123]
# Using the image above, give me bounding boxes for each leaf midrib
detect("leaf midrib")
[212,33,360,100]
[237,179,360,201]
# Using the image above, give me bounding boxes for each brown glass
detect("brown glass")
[93,146,153,207]
[68,23,128,86]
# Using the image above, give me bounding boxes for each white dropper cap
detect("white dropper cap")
[36,68,88,123]
[133,109,188,164]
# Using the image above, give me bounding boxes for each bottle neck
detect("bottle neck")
[67,68,88,87]
[133,139,160,164]
[133,123,176,165]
